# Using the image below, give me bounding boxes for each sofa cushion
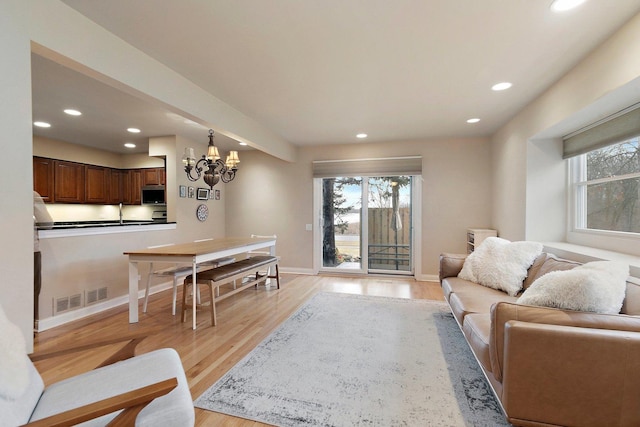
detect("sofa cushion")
[29,348,194,426]
[520,253,547,291]
[441,277,484,302]
[622,280,640,315]
[458,237,543,296]
[462,314,492,373]
[522,254,581,291]
[449,290,516,325]
[517,261,629,314]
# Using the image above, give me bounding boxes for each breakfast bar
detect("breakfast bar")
[124,236,276,329]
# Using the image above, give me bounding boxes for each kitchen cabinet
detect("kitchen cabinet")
[127,169,143,205]
[33,156,164,205]
[142,167,165,186]
[85,165,109,204]
[108,169,126,204]
[54,160,85,203]
[33,157,54,202]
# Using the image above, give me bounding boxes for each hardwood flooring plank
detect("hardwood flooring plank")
[33,274,444,425]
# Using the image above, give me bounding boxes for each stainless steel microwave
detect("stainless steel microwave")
[141,186,166,205]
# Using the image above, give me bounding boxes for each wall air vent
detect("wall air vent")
[86,287,108,305]
[53,293,83,315]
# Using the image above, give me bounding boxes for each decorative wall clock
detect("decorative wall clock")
[196,204,209,222]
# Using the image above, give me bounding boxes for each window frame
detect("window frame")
[569,140,640,239]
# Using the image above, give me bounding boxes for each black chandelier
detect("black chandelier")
[182,129,239,189]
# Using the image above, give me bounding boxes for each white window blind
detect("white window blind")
[312,156,422,178]
[563,103,640,159]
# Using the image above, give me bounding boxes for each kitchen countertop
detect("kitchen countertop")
[37,220,176,238]
[40,220,168,230]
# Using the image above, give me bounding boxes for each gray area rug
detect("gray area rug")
[195,292,510,426]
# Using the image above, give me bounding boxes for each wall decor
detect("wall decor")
[188,186,195,198]
[197,188,210,200]
[196,203,209,222]
[179,185,187,198]
[215,189,221,200]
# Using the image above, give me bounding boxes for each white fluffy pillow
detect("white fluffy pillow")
[0,304,30,400]
[459,237,543,296]
[517,261,629,314]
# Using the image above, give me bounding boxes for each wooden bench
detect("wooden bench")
[181,255,280,326]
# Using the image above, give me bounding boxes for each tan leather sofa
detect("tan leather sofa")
[439,252,640,427]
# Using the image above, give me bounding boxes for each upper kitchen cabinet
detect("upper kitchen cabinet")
[142,167,165,186]
[127,169,143,205]
[85,165,110,204]
[54,160,86,203]
[32,155,165,205]
[33,157,54,202]
[108,169,126,204]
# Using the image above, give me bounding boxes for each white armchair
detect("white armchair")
[0,306,194,427]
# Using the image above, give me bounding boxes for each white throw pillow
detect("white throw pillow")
[0,303,30,400]
[517,261,629,314]
[458,237,543,296]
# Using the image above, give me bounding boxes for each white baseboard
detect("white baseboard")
[280,267,316,275]
[36,280,174,332]
[416,273,439,282]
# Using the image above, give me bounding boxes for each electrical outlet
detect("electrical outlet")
[306,224,313,231]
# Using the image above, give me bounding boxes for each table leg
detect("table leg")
[129,261,139,323]
[267,243,276,285]
[192,261,197,330]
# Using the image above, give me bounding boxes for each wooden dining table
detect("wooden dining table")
[124,236,276,329]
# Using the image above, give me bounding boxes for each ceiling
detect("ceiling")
[34,0,640,154]
[31,54,242,155]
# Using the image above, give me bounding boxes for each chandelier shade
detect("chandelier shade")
[183,129,239,189]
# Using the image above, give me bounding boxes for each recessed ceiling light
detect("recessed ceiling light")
[239,142,248,146]
[356,133,368,139]
[466,118,481,124]
[127,127,141,133]
[124,143,136,148]
[550,0,586,12]
[64,109,82,116]
[33,121,51,128]
[491,82,512,91]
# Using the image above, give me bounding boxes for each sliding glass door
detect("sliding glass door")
[319,176,413,275]
[367,177,412,274]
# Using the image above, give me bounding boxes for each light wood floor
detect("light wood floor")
[33,274,444,426]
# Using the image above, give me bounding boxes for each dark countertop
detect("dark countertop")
[38,220,169,230]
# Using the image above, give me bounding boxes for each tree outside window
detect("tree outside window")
[580,137,640,233]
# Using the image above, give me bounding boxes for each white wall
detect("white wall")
[525,138,566,242]
[0,0,34,351]
[0,0,291,340]
[492,12,640,248]
[226,138,493,277]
